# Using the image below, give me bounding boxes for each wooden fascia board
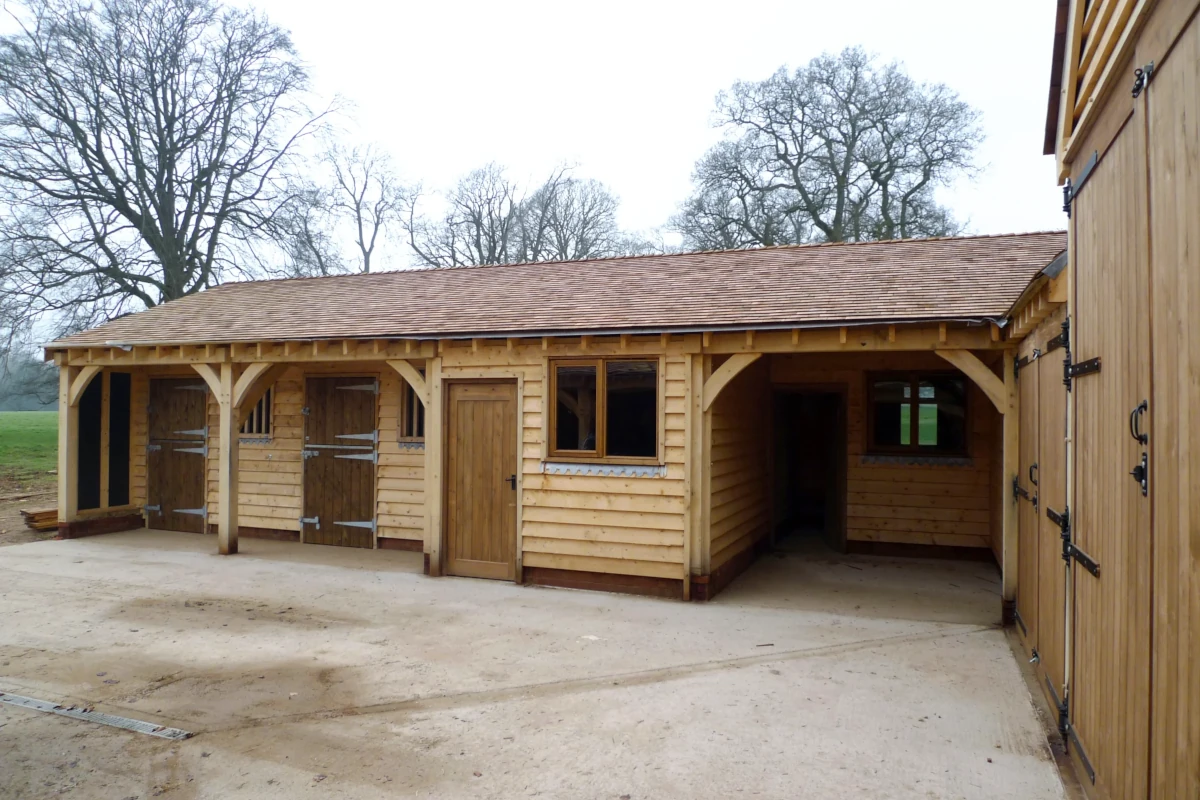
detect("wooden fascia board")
[702,353,761,412]
[934,349,1007,414]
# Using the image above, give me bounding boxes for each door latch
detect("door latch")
[1130,452,1148,497]
[300,516,320,530]
[506,474,517,490]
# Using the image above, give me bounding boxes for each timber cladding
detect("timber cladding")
[199,365,426,545]
[770,353,999,553]
[708,356,770,572]
[443,346,689,582]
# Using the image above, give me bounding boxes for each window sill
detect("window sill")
[861,453,972,468]
[239,436,272,445]
[397,438,425,450]
[542,461,666,478]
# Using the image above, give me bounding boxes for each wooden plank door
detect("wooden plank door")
[1145,18,1200,799]
[1016,354,1041,652]
[147,378,208,533]
[1069,107,1153,799]
[302,377,376,548]
[1036,343,1068,718]
[445,382,518,580]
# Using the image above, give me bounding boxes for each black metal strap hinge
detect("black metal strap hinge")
[1013,476,1028,502]
[1046,677,1069,735]
[1062,153,1099,216]
[1132,62,1155,98]
[1066,722,1097,784]
[1046,318,1069,353]
[1049,505,1100,578]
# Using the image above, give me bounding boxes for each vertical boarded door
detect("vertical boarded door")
[1070,108,1153,800]
[302,377,376,548]
[1036,343,1068,715]
[1146,18,1200,799]
[1016,354,1041,651]
[147,379,208,533]
[445,382,518,580]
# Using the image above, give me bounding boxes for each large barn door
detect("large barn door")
[302,377,377,548]
[1035,339,1068,719]
[445,382,518,580]
[146,378,208,533]
[1145,19,1200,799]
[1068,108,1153,799]
[1015,351,1041,652]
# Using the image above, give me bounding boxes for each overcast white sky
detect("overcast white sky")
[253,0,1066,255]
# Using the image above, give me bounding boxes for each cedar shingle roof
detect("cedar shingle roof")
[52,231,1067,347]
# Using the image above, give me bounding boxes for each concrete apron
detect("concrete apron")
[0,529,1066,800]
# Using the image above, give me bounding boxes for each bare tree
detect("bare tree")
[407,164,649,268]
[268,183,344,277]
[519,176,623,262]
[328,144,403,272]
[0,0,324,325]
[406,164,525,268]
[673,48,980,249]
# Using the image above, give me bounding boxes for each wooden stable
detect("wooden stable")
[44,232,1068,613]
[1027,1,1200,796]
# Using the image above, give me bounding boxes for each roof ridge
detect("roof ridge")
[211,230,1068,291]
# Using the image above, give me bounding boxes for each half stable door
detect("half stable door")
[147,378,208,533]
[445,381,518,580]
[302,377,377,548]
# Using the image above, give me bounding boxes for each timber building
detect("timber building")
[43,2,1200,790]
[47,233,1063,603]
[1017,0,1200,797]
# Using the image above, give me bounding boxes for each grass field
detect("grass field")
[0,411,58,491]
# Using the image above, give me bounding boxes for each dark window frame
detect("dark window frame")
[400,374,426,441]
[548,357,659,463]
[865,371,969,457]
[240,385,274,439]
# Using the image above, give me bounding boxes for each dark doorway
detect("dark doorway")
[772,391,846,552]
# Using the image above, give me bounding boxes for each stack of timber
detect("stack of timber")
[20,508,57,532]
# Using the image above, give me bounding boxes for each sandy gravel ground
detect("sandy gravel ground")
[0,530,1070,800]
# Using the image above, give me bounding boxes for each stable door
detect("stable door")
[302,377,377,548]
[445,381,518,580]
[147,378,208,533]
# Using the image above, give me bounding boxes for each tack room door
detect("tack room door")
[147,378,208,533]
[445,381,518,580]
[302,377,377,548]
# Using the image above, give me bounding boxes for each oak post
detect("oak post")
[216,363,239,555]
[425,357,444,575]
[1001,349,1019,604]
[57,364,80,525]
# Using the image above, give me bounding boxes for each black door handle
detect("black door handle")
[1129,400,1148,444]
[1029,462,1039,486]
[506,474,517,490]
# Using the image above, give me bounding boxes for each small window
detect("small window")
[868,373,967,455]
[401,378,425,440]
[241,386,273,437]
[550,359,657,460]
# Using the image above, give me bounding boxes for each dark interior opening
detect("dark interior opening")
[77,378,103,510]
[772,391,846,552]
[108,372,131,507]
